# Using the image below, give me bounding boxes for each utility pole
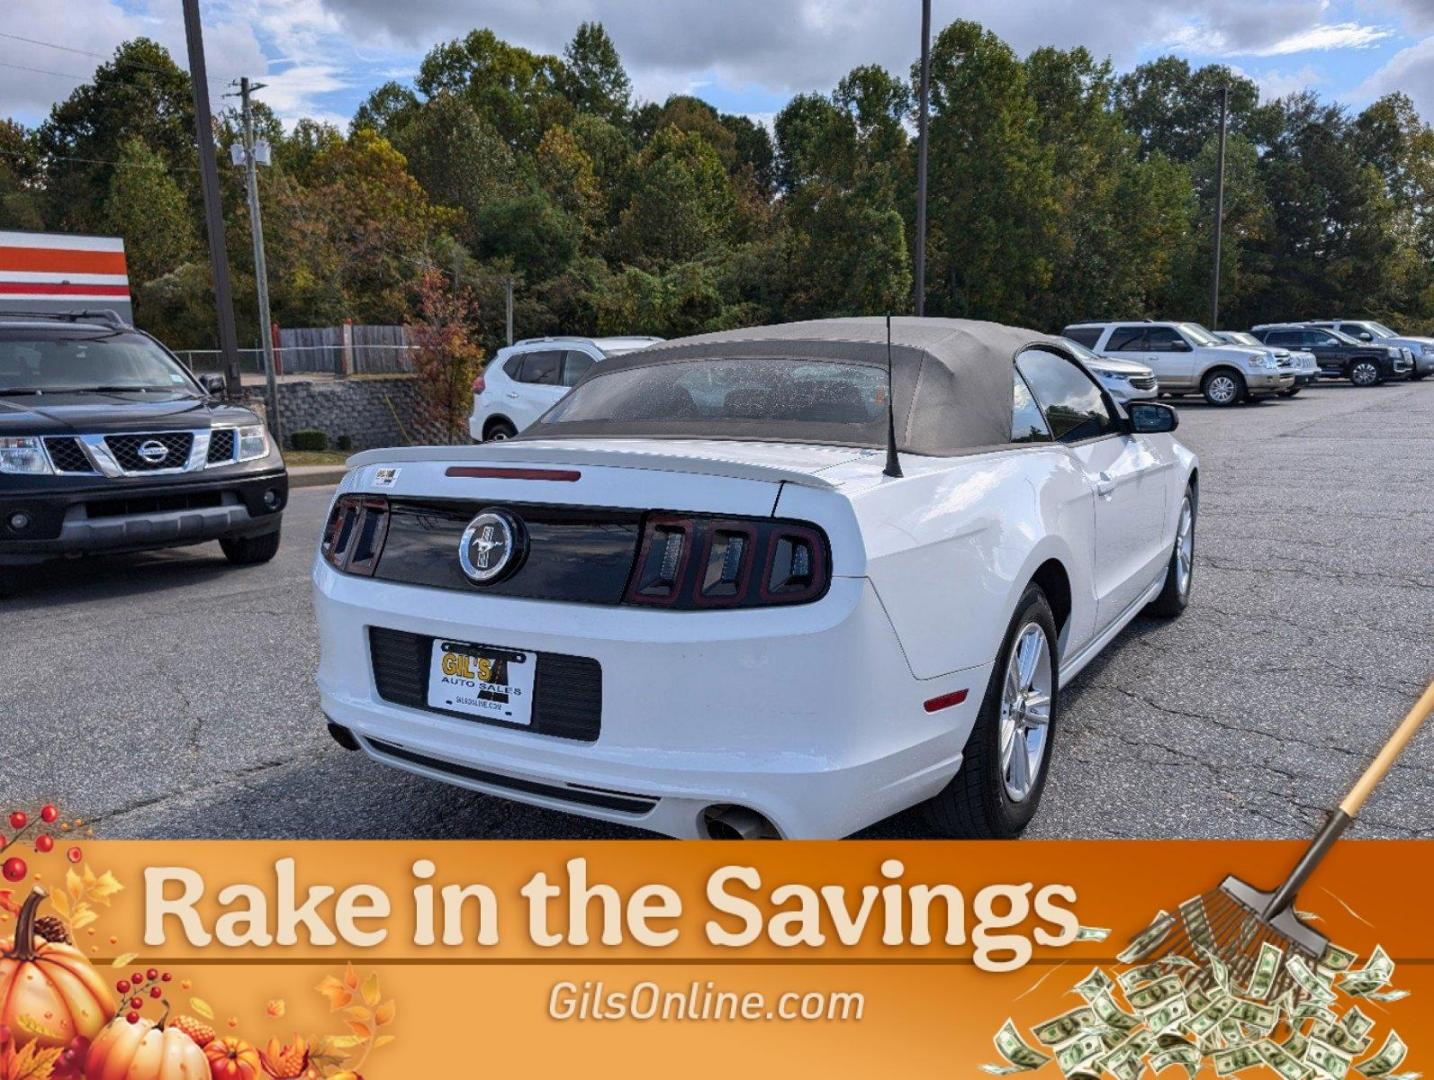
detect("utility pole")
[181,0,242,397]
[235,77,282,443]
[913,0,931,317]
[1210,82,1229,329]
[505,278,514,345]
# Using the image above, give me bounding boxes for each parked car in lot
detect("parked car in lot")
[1213,330,1318,396]
[0,311,287,594]
[315,317,1198,839]
[1062,337,1157,402]
[469,335,663,442]
[1063,320,1294,405]
[1250,324,1412,387]
[1304,320,1432,381]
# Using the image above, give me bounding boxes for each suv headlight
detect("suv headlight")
[0,436,54,475]
[237,424,270,462]
[1250,353,1276,369]
[1098,370,1130,382]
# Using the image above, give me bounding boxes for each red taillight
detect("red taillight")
[624,514,829,609]
[444,466,581,482]
[472,374,486,394]
[322,494,390,576]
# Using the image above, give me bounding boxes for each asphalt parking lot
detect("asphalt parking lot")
[2,380,1431,840]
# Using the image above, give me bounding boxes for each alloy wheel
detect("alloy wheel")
[1206,375,1238,404]
[1350,361,1379,387]
[999,624,1052,803]
[1174,497,1194,598]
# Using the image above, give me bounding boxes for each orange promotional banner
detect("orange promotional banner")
[0,836,1429,1078]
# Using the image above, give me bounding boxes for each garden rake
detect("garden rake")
[1134,679,1434,1002]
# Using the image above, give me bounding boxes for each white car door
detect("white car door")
[1018,350,1170,629]
[507,350,569,431]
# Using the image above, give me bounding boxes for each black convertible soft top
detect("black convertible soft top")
[518,316,1074,456]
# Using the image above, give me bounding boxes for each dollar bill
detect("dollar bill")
[1311,1021,1373,1057]
[1151,1044,1200,1078]
[1355,1032,1407,1078]
[1307,1037,1354,1079]
[1214,1045,1264,1075]
[1288,955,1339,1005]
[1128,975,1185,1014]
[1091,991,1142,1035]
[1319,943,1358,973]
[1179,896,1217,953]
[1056,1033,1107,1076]
[1033,1006,1099,1047]
[1342,1008,1375,1040]
[1259,1039,1313,1080]
[1199,946,1232,993]
[1188,997,1237,1039]
[1293,1001,1338,1028]
[1119,911,1176,965]
[1146,997,1191,1034]
[1284,1032,1310,1059]
[1229,999,1279,1033]
[1074,968,1114,1002]
[985,1019,1054,1074]
[1075,925,1112,942]
[1246,941,1285,1001]
[1363,989,1409,1004]
[1341,947,1395,997]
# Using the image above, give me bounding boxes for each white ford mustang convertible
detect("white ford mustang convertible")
[313,318,1198,838]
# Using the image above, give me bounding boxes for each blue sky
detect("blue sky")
[5,0,1434,130]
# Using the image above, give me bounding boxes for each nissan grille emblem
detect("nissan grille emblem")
[137,439,169,464]
[458,509,527,585]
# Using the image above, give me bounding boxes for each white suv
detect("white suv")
[469,336,662,441]
[1063,321,1294,406]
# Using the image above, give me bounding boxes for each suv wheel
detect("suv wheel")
[220,530,281,566]
[484,419,517,441]
[1279,387,1301,398]
[1201,369,1245,406]
[922,583,1058,838]
[1145,487,1195,617]
[1348,359,1382,387]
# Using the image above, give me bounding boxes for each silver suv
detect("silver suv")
[1063,321,1294,406]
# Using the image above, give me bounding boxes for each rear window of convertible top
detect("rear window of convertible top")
[532,356,890,443]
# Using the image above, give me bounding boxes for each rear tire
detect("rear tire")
[484,419,517,441]
[1348,359,1382,387]
[1279,387,1301,398]
[220,529,281,566]
[1201,368,1245,406]
[1145,487,1195,617]
[922,584,1059,839]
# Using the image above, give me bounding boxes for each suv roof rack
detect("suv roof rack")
[0,309,129,329]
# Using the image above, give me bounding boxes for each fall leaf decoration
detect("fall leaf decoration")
[46,865,122,936]
[311,965,394,1076]
[0,1040,65,1080]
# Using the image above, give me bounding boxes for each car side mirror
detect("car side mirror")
[1358,332,1373,342]
[198,373,227,396]
[1171,340,1192,352]
[1127,401,1178,434]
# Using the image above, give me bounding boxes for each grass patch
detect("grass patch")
[285,450,351,467]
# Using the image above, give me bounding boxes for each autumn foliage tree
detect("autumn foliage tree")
[409,268,484,444]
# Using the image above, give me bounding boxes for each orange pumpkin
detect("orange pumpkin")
[85,1015,209,1080]
[204,1036,261,1080]
[0,887,114,1050]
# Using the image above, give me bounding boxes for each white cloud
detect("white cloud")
[1355,33,1434,113]
[1243,20,1394,54]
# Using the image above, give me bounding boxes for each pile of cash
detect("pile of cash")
[983,901,1414,1080]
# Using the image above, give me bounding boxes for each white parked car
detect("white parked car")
[1064,320,1294,405]
[469,335,663,442]
[315,318,1198,839]
[1062,337,1157,402]
[1213,330,1318,396]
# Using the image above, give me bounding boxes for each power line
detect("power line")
[0,146,197,172]
[0,31,231,87]
[0,61,93,84]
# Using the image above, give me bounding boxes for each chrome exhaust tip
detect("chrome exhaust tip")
[702,804,779,840]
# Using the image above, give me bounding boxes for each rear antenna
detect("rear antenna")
[883,313,903,478]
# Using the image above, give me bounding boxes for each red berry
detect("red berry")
[146,968,158,981]
[66,846,82,864]
[116,980,130,994]
[161,972,172,982]
[8,812,26,831]
[40,805,58,824]
[2,857,26,882]
[126,1012,139,1025]
[129,997,143,1010]
[35,835,54,853]
[150,986,162,999]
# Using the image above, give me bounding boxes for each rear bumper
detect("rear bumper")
[312,562,987,838]
[0,469,287,564]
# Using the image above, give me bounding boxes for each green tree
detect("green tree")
[415,29,568,152]
[1115,58,1259,163]
[103,137,199,283]
[0,119,44,229]
[616,126,737,267]
[560,22,631,125]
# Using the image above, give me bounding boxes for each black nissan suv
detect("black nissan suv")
[0,311,287,593]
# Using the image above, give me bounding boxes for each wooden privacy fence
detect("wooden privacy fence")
[276,323,416,375]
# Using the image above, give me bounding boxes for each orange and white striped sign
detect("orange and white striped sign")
[0,230,132,312]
